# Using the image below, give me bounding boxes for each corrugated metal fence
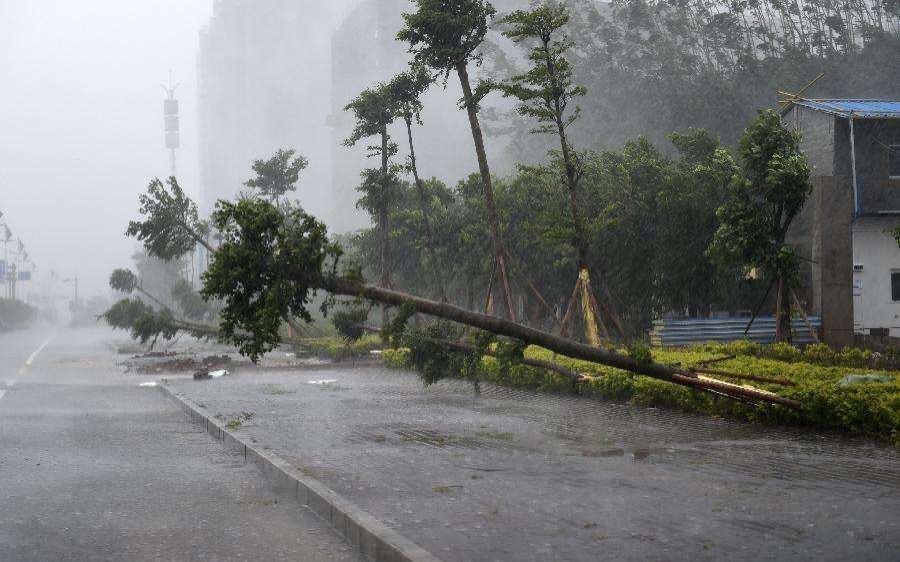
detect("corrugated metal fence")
[650,316,821,347]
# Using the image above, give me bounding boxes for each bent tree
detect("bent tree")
[109,268,170,311]
[126,177,213,256]
[398,0,518,322]
[709,111,812,343]
[344,85,400,326]
[386,65,447,301]
[499,4,625,344]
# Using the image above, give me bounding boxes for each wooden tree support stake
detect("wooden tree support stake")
[792,291,820,344]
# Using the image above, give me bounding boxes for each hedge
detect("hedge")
[383,342,900,446]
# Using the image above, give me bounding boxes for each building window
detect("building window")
[893,272,900,301]
[890,145,900,178]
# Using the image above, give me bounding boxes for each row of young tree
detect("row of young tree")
[103,1,816,408]
[341,0,812,341]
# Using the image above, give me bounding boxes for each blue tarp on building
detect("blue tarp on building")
[790,99,900,119]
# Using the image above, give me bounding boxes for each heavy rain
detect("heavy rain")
[1,1,898,560]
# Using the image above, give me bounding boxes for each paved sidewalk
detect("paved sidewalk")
[166,366,900,561]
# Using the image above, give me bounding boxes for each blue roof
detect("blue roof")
[790,99,900,119]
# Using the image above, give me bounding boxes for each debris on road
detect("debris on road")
[195,368,230,380]
[121,353,234,375]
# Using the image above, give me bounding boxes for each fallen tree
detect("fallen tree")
[202,198,801,409]
[102,297,313,349]
[322,279,800,409]
[117,179,801,410]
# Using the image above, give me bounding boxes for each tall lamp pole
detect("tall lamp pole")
[0,209,7,299]
[162,71,180,177]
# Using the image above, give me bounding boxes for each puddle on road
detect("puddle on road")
[580,447,662,462]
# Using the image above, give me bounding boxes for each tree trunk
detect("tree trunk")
[380,124,392,327]
[455,61,516,323]
[323,276,801,410]
[360,323,582,381]
[137,287,171,311]
[774,276,793,343]
[404,116,447,302]
[544,41,625,342]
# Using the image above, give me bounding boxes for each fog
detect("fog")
[0,0,214,300]
[0,0,507,303]
[2,0,895,316]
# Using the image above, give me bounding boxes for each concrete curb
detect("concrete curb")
[157,383,441,562]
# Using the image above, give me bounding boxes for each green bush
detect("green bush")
[382,339,900,445]
[769,342,802,362]
[383,348,409,368]
[684,340,886,371]
[802,343,837,365]
[839,347,873,369]
[299,334,382,359]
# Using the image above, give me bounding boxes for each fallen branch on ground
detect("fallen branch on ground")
[690,366,797,387]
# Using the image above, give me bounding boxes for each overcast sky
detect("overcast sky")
[0,0,213,299]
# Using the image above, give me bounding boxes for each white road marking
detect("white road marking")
[18,337,53,375]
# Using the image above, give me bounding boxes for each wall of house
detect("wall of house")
[791,108,900,215]
[786,107,856,346]
[853,216,900,337]
[840,120,900,214]
[790,105,836,176]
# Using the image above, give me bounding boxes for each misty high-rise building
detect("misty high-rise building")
[198,0,526,234]
[197,0,346,223]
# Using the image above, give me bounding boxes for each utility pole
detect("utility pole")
[0,210,8,299]
[162,71,180,177]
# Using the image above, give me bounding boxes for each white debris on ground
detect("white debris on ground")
[209,370,228,379]
[139,382,158,388]
[307,379,339,385]
[369,350,383,355]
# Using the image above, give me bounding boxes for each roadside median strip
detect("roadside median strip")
[156,381,441,562]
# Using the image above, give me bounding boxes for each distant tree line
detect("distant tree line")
[495,0,899,163]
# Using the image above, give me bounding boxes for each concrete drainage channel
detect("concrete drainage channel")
[157,383,441,562]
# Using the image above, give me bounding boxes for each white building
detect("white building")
[784,99,900,344]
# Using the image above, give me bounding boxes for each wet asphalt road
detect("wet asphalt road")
[0,325,364,562]
[169,368,900,561]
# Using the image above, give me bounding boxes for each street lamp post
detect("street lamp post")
[0,209,8,299]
